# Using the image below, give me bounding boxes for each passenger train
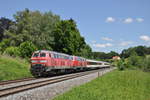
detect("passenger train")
[30,50,110,77]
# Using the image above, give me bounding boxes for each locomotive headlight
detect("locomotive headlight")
[31,60,38,63]
[40,60,47,63]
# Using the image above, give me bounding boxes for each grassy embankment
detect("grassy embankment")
[0,55,32,81]
[54,70,150,100]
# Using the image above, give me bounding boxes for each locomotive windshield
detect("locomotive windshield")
[32,52,46,57]
[32,53,39,57]
[40,53,46,57]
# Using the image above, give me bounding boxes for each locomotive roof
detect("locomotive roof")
[34,50,86,60]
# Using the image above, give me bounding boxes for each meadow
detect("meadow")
[54,70,150,100]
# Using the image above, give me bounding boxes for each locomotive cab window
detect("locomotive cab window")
[33,53,39,57]
[40,53,46,57]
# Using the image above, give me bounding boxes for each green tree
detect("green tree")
[127,51,143,68]
[19,41,37,58]
[121,46,150,58]
[107,51,119,59]
[134,46,147,56]
[0,39,11,53]
[4,9,60,50]
[78,44,92,58]
[53,19,91,56]
[91,51,119,60]
[0,17,14,41]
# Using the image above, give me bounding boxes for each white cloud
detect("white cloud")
[101,37,113,41]
[119,41,133,46]
[93,43,113,48]
[106,17,115,23]
[123,18,133,24]
[91,40,96,43]
[105,17,144,23]
[140,35,150,42]
[136,18,144,22]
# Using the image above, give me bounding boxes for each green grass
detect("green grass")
[0,55,32,81]
[53,70,150,100]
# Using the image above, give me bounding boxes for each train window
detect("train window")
[49,53,51,57]
[80,58,82,61]
[77,57,80,61]
[56,54,58,58]
[58,54,60,58]
[57,54,59,58]
[65,56,67,59]
[59,55,61,58]
[69,56,72,60]
[67,56,69,59]
[40,53,46,57]
[79,58,81,61]
[33,53,39,57]
[61,55,64,59]
[54,54,57,58]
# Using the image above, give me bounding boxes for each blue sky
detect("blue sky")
[0,0,150,53]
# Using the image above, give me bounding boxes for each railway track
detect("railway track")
[0,68,107,98]
[0,77,36,85]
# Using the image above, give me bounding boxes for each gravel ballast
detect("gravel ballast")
[0,67,115,100]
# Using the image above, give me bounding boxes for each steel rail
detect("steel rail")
[0,77,36,85]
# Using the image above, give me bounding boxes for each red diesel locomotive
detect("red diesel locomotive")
[30,50,87,77]
[30,50,109,77]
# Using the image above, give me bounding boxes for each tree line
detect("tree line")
[0,9,91,58]
[115,46,150,72]
[120,46,150,58]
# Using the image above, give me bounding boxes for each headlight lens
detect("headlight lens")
[40,60,47,63]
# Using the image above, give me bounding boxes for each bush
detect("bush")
[4,46,20,56]
[116,60,125,70]
[0,39,10,54]
[126,52,144,69]
[19,41,37,58]
[143,56,150,72]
